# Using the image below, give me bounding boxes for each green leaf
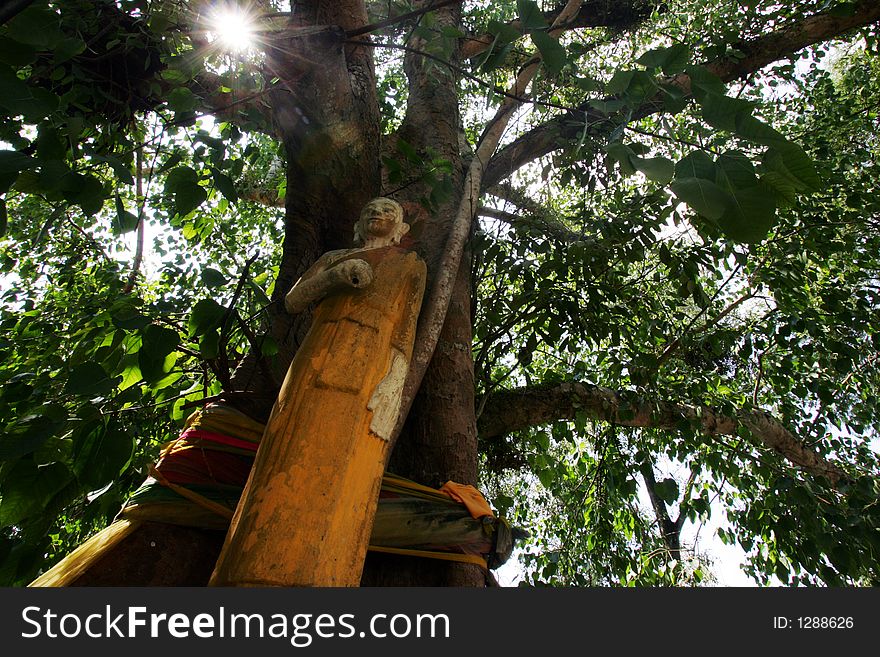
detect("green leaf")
[606,142,636,175]
[0,149,35,175]
[674,150,717,180]
[396,138,420,163]
[200,267,228,289]
[0,65,58,121]
[73,422,133,491]
[212,170,238,204]
[188,298,226,336]
[770,142,822,191]
[138,325,180,384]
[636,46,671,69]
[199,330,220,359]
[36,127,66,161]
[0,65,31,112]
[670,177,732,221]
[828,2,858,18]
[260,335,279,357]
[4,7,63,49]
[0,405,68,460]
[516,0,547,31]
[588,98,625,114]
[537,467,554,489]
[622,71,658,103]
[167,87,200,113]
[479,41,514,72]
[759,171,797,206]
[633,156,674,184]
[734,114,787,145]
[659,82,688,112]
[112,309,151,330]
[164,166,199,193]
[685,65,725,99]
[0,461,71,528]
[636,43,689,74]
[118,355,142,390]
[573,76,601,93]
[94,155,134,185]
[716,185,777,244]
[661,44,690,75]
[64,362,115,397]
[531,31,566,75]
[0,198,6,237]
[0,36,36,67]
[69,175,106,216]
[606,70,634,95]
[176,182,207,217]
[165,166,206,216]
[113,194,140,234]
[52,36,87,65]
[487,19,521,44]
[654,478,679,504]
[716,150,758,191]
[699,92,754,131]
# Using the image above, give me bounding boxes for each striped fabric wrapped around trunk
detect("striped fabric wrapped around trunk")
[40,403,518,586]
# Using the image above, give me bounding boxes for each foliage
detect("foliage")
[0,0,878,587]
[0,0,283,585]
[474,6,880,584]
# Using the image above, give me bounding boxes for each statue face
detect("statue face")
[358,198,403,240]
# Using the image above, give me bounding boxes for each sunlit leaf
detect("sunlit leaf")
[531,31,566,75]
[188,298,226,336]
[633,156,674,184]
[516,0,547,31]
[670,177,731,220]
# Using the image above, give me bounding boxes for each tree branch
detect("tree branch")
[484,183,582,242]
[460,0,657,59]
[122,145,146,294]
[392,0,587,441]
[484,0,880,187]
[346,0,465,38]
[640,461,682,557]
[238,184,285,207]
[478,381,849,486]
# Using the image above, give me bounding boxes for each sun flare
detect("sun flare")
[210,5,257,52]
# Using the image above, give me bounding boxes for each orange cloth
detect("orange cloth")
[439,481,494,519]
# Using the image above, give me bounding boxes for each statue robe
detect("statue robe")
[210,245,426,586]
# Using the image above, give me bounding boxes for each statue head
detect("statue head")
[353,197,409,246]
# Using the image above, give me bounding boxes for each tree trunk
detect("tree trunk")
[50,0,485,588]
[228,1,381,420]
[358,0,484,587]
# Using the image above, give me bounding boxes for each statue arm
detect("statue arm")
[284,256,374,315]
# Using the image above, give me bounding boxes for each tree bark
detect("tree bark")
[228,1,381,420]
[478,381,848,486]
[359,0,485,587]
[640,463,684,559]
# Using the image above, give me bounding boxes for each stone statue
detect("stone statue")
[209,198,427,587]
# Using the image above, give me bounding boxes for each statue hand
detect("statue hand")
[284,256,374,315]
[335,258,373,289]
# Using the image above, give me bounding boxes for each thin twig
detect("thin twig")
[218,253,260,387]
[345,0,465,38]
[123,145,146,293]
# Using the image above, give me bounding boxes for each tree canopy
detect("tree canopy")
[1,0,879,587]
